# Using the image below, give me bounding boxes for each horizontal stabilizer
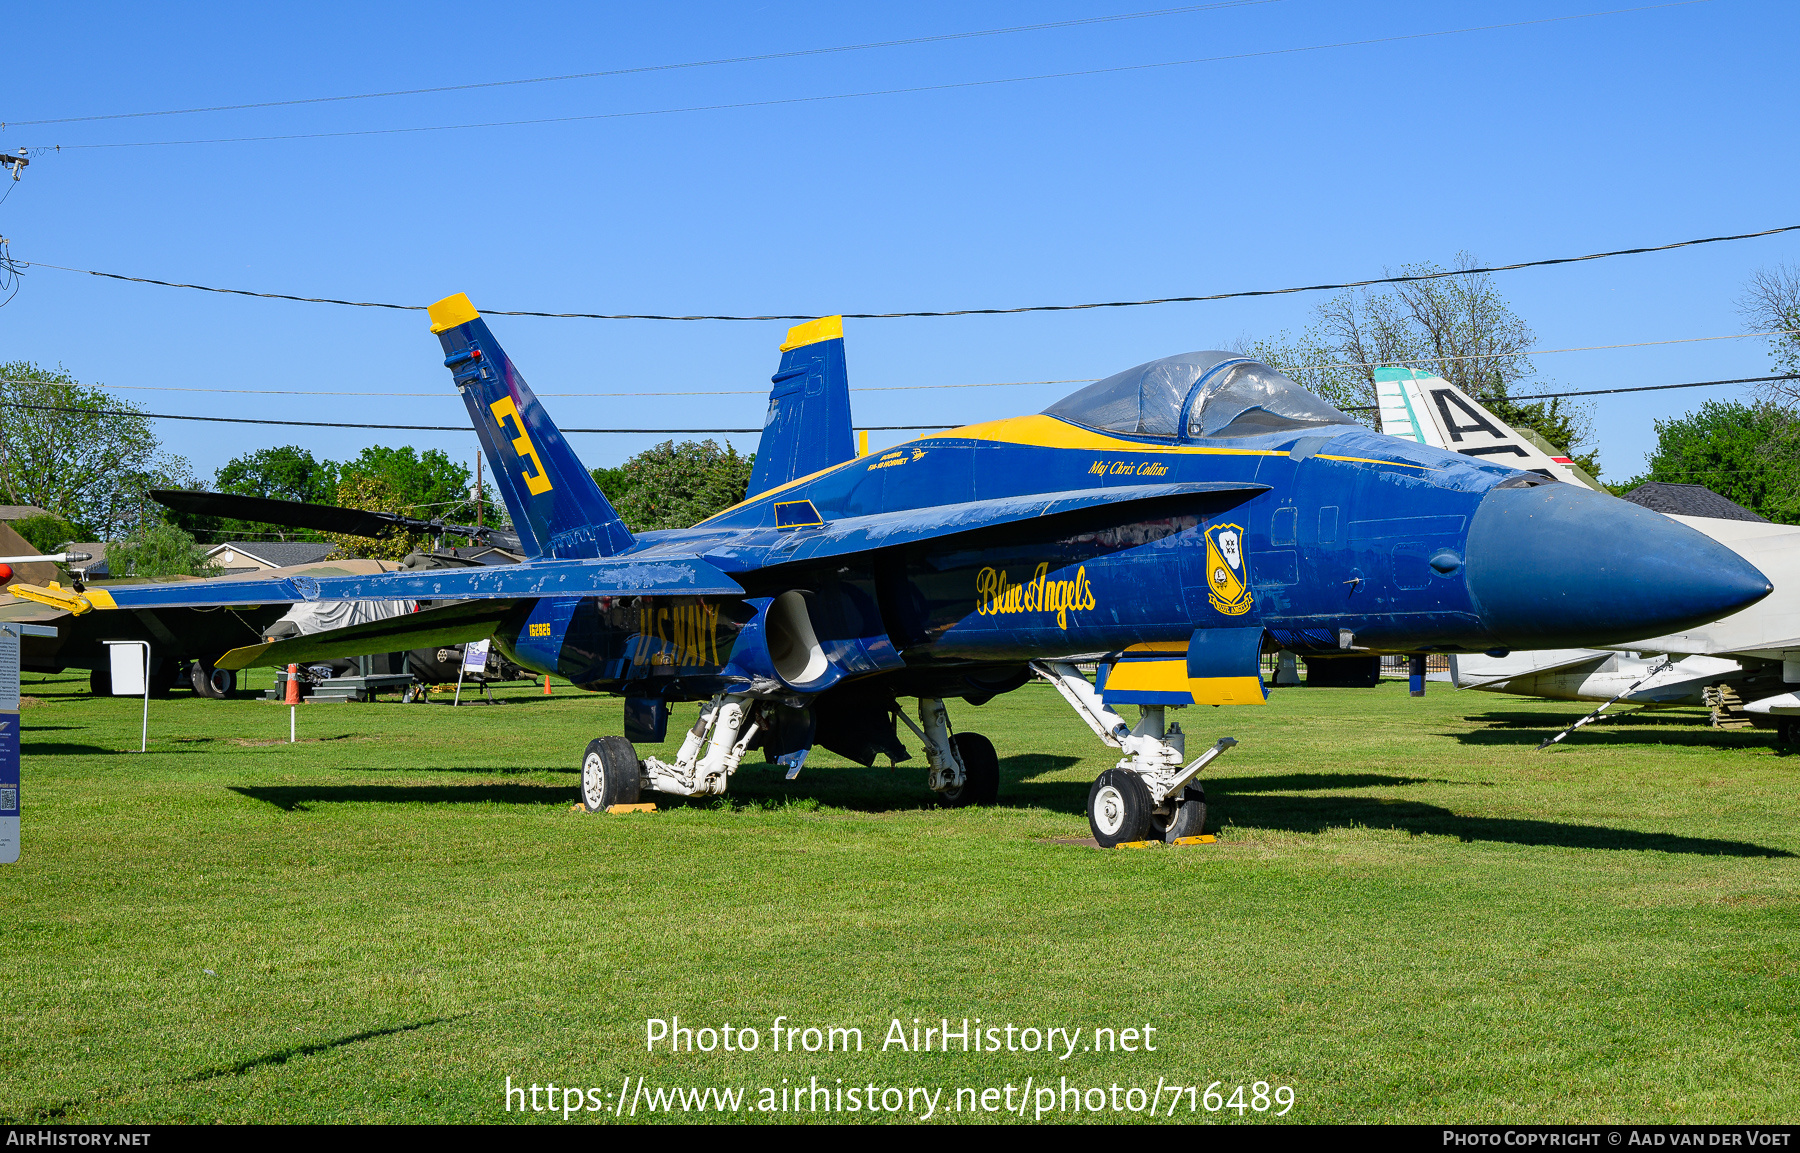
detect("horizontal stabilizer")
[216,599,514,670]
[9,555,743,615]
[735,481,1269,568]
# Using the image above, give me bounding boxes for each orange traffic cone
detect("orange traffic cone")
[544,674,552,696]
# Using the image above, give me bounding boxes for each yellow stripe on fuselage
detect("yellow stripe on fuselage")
[696,415,1432,526]
[951,415,1434,469]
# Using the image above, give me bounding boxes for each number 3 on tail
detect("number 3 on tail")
[489,396,554,495]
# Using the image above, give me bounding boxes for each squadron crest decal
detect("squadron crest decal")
[1204,523,1253,616]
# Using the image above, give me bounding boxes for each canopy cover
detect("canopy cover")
[1043,351,1353,440]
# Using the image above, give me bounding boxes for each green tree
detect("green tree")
[340,446,476,524]
[0,361,193,540]
[1250,255,1600,476]
[106,521,220,579]
[11,513,80,554]
[216,445,339,504]
[1740,263,1800,389]
[161,445,342,545]
[613,441,754,531]
[590,465,633,509]
[321,473,422,561]
[1624,400,1800,523]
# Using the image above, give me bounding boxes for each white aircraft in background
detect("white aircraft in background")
[1373,365,1800,742]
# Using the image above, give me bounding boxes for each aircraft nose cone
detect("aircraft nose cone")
[1465,483,1771,648]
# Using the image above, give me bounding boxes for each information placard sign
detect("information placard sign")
[0,712,16,865]
[0,623,55,865]
[0,626,17,712]
[462,639,491,675]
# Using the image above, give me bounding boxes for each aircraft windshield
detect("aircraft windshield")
[1042,351,1353,440]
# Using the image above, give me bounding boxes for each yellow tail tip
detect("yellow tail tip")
[779,315,843,352]
[428,293,480,334]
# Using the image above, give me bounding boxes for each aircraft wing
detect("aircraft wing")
[707,481,1270,569]
[10,554,743,615]
[214,599,514,670]
[1451,648,1613,689]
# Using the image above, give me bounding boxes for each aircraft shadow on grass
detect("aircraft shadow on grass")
[22,742,124,756]
[230,784,576,811]
[225,760,1789,857]
[182,1015,467,1083]
[1211,793,1793,858]
[1450,722,1776,751]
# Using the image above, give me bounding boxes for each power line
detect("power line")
[1294,329,1800,374]
[16,3,1709,151]
[16,329,1796,400]
[2,2,1276,127]
[0,401,938,434]
[11,374,1793,434]
[22,222,1798,323]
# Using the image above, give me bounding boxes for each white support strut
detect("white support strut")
[903,697,966,793]
[642,692,758,797]
[1031,660,1236,806]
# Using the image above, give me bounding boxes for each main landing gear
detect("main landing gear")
[580,694,1000,808]
[1031,661,1235,848]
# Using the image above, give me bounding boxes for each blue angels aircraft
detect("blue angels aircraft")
[14,294,1773,844]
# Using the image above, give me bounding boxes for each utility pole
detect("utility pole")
[474,453,483,531]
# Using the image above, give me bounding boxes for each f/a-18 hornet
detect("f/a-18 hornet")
[15,295,1771,845]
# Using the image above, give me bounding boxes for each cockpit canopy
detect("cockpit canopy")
[1042,350,1354,440]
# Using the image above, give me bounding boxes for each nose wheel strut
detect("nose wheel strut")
[1031,660,1235,847]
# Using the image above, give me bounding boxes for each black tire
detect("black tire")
[89,666,111,696]
[940,732,1000,807]
[1087,768,1153,848]
[1154,786,1208,843]
[581,736,642,812]
[1779,719,1799,747]
[190,661,235,699]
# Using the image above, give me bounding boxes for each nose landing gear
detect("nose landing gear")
[1032,660,1235,847]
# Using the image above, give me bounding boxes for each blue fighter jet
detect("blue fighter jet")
[15,294,1771,845]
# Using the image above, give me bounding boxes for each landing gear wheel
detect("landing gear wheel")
[191,662,235,699]
[581,736,642,812]
[1779,718,1799,747]
[89,667,111,696]
[939,732,1000,807]
[1087,768,1153,848]
[1150,786,1207,843]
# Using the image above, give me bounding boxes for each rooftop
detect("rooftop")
[1619,482,1769,523]
[206,540,339,568]
[0,505,55,522]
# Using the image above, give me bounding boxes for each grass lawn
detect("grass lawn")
[3,669,1796,1124]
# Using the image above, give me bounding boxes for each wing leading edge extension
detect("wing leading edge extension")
[698,481,1270,570]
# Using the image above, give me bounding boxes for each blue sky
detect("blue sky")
[3,0,1794,489]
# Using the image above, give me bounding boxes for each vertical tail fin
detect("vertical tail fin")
[428,293,633,558]
[1373,366,1602,490]
[744,315,856,499]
